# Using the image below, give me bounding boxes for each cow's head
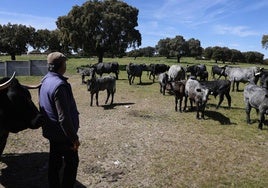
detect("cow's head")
[0,72,45,133]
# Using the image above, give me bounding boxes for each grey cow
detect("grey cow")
[168,64,186,81]
[244,83,268,129]
[87,75,116,106]
[224,66,262,91]
[185,77,209,119]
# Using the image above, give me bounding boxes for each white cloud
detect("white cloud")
[214,25,260,37]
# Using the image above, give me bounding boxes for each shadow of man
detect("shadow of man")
[0,152,86,188]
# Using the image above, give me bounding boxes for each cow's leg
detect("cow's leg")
[163,84,166,95]
[82,75,85,84]
[0,130,9,156]
[139,76,142,84]
[111,92,114,105]
[179,97,183,112]
[232,81,235,91]
[105,90,110,104]
[128,76,132,85]
[225,92,232,109]
[95,92,99,106]
[90,93,94,106]
[259,112,265,130]
[216,93,224,109]
[245,102,252,124]
[196,103,200,119]
[184,96,188,111]
[175,96,178,112]
[236,82,240,91]
[159,84,163,94]
[132,76,135,84]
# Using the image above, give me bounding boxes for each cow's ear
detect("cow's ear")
[196,88,201,92]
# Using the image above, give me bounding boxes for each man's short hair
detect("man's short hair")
[47,52,67,72]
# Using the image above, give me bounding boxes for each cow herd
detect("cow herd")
[77,62,268,130]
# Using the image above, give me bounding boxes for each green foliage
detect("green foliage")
[56,0,141,63]
[0,23,35,60]
[262,34,268,49]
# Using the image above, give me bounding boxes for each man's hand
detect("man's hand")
[72,139,80,151]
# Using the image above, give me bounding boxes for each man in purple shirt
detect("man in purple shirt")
[39,52,80,188]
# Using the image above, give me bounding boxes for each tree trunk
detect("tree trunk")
[98,51,104,63]
[11,53,16,60]
[177,55,181,63]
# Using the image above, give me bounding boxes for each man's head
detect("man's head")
[47,52,67,74]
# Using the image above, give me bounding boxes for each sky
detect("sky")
[0,0,267,58]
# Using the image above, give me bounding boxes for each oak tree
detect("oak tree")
[56,0,141,62]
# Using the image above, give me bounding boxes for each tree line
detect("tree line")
[127,35,265,64]
[0,0,267,64]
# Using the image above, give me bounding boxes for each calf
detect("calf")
[158,72,169,95]
[244,83,268,129]
[171,80,186,112]
[200,80,231,109]
[126,63,143,85]
[185,77,209,119]
[87,75,116,106]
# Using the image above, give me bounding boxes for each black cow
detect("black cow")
[149,64,170,82]
[90,62,119,80]
[200,80,232,109]
[126,63,143,85]
[186,64,208,81]
[0,73,45,155]
[87,75,116,106]
[244,83,268,129]
[211,65,227,80]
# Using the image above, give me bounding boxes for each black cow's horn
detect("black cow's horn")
[0,72,16,91]
[22,83,42,89]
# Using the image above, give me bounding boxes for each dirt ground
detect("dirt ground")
[0,74,268,188]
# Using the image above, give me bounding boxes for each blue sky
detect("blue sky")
[0,0,267,58]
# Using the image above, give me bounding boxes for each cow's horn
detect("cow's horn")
[0,72,16,91]
[22,83,42,89]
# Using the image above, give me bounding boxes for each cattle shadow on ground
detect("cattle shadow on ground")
[102,102,135,110]
[206,103,245,111]
[139,82,153,86]
[204,110,235,125]
[0,152,86,188]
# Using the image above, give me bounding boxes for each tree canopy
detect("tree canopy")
[262,34,268,49]
[56,0,141,62]
[0,23,35,60]
[156,36,202,62]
